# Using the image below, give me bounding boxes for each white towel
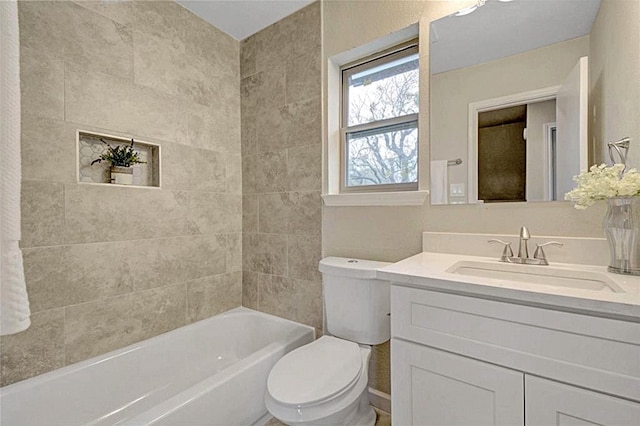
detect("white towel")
[1,0,31,335]
[430,160,448,205]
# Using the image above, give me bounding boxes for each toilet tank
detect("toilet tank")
[319,257,391,345]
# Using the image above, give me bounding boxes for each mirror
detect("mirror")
[429,0,602,205]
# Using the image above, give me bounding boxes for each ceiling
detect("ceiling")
[430,0,602,74]
[177,0,315,40]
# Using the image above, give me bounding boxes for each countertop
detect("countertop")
[378,252,640,321]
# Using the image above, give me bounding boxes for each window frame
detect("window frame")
[340,39,420,193]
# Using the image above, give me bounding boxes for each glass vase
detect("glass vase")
[604,197,640,275]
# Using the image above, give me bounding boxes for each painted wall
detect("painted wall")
[240,3,323,331]
[1,1,242,386]
[321,0,639,396]
[590,0,640,167]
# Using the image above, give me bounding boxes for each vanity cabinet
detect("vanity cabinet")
[392,339,524,425]
[390,285,640,426]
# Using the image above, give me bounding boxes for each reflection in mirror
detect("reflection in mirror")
[429,0,601,205]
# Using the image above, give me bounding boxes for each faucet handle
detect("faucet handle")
[489,239,514,260]
[533,241,564,264]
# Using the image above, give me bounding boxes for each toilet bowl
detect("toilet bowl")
[265,336,376,426]
[265,257,391,426]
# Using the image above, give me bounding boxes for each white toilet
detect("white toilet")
[265,257,391,425]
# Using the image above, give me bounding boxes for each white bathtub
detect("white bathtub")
[0,307,314,425]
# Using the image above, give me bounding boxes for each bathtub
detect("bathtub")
[0,307,314,425]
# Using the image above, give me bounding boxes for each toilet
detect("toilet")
[265,257,391,425]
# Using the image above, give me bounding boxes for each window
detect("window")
[341,41,419,192]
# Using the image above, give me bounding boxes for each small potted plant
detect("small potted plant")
[91,138,145,185]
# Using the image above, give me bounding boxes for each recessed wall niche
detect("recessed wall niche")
[77,131,161,188]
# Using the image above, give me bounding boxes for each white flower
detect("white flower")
[565,164,640,209]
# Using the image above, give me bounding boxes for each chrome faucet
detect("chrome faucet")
[489,227,563,265]
[517,226,530,259]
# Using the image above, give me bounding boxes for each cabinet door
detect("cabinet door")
[526,376,640,426]
[392,339,524,426]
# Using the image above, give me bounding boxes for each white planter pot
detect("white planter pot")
[110,166,133,185]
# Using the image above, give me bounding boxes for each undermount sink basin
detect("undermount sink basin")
[446,261,625,293]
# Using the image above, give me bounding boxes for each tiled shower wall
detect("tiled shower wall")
[0,1,242,386]
[240,3,323,331]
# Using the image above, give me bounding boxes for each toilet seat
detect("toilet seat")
[267,336,363,407]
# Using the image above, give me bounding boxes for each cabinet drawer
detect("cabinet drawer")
[392,339,524,426]
[526,376,640,426]
[391,285,640,401]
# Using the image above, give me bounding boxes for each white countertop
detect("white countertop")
[379,252,640,321]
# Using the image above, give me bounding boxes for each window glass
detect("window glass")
[342,43,419,192]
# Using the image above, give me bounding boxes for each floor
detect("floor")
[265,408,391,425]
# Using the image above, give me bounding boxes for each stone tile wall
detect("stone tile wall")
[0,1,241,386]
[240,3,323,331]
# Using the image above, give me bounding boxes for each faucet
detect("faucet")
[517,226,530,259]
[488,227,563,265]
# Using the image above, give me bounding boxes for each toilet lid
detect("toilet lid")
[267,336,362,406]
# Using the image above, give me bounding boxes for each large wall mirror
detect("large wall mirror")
[429,0,603,205]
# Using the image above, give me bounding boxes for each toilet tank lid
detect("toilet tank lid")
[319,257,391,279]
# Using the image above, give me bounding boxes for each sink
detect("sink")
[446,261,625,293]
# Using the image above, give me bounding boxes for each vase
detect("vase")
[110,166,133,185]
[604,197,640,275]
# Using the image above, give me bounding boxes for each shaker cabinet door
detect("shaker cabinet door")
[392,339,524,426]
[525,376,640,426]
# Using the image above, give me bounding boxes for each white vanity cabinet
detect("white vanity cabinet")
[390,285,640,426]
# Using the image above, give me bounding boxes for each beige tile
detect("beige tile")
[287,144,322,191]
[20,181,65,248]
[74,1,185,46]
[256,97,321,153]
[255,151,288,193]
[277,2,321,62]
[243,233,287,275]
[241,102,257,156]
[64,185,192,244]
[240,36,257,78]
[20,48,64,120]
[64,284,187,364]
[259,275,322,329]
[286,51,321,104]
[187,192,242,235]
[242,68,286,120]
[23,243,134,313]
[242,271,259,310]
[161,143,226,192]
[288,235,322,282]
[243,151,287,194]
[243,195,259,233]
[20,115,77,183]
[242,153,258,194]
[64,67,187,145]
[0,309,65,387]
[129,235,227,291]
[19,1,133,79]
[258,193,289,234]
[288,191,322,236]
[187,272,242,323]
[187,106,241,154]
[254,2,321,72]
[227,233,243,273]
[134,30,233,107]
[226,154,243,194]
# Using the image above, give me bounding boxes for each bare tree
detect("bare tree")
[347,67,419,186]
